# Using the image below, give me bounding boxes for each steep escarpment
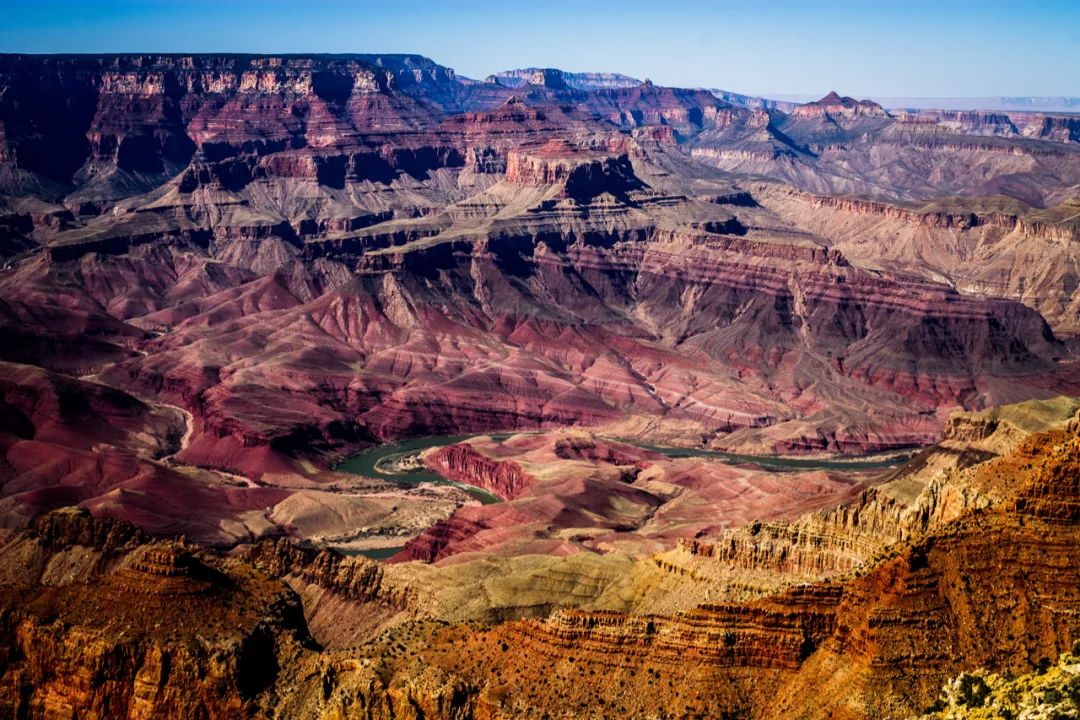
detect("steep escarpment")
[758,188,1080,334]
[893,109,1080,145]
[504,141,647,200]
[0,535,313,719]
[667,487,907,580]
[795,193,1077,240]
[1021,113,1080,143]
[423,443,534,500]
[246,537,413,607]
[514,583,844,670]
[0,54,463,201]
[0,54,747,221]
[3,56,1078,224]
[24,505,150,553]
[243,537,417,647]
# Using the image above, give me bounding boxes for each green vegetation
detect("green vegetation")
[916,643,1080,720]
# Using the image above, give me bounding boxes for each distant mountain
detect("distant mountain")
[790,91,889,119]
[709,89,798,113]
[870,96,1080,113]
[764,93,1080,114]
[487,67,643,91]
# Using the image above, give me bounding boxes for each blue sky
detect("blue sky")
[1,1,1077,97]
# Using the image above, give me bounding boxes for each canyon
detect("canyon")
[0,52,1077,719]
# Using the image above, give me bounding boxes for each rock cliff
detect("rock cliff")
[422,442,534,500]
[0,410,1076,719]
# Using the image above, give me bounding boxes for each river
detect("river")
[336,432,913,503]
[623,441,913,471]
[336,434,508,505]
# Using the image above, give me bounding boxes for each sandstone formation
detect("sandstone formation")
[691,93,1080,206]
[756,187,1080,334]
[423,442,534,500]
[0,531,311,719]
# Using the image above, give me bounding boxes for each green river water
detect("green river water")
[337,433,912,499]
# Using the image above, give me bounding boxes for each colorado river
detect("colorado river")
[337,432,912,503]
[624,441,914,471]
[341,545,406,561]
[337,434,507,505]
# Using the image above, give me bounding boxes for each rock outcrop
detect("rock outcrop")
[504,141,647,200]
[246,537,413,607]
[423,443,534,500]
[791,91,891,120]
[0,532,311,719]
[29,505,150,553]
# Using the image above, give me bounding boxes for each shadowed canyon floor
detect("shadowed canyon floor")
[0,53,1078,719]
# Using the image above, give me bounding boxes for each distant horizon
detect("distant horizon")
[2,50,1079,113]
[1,1,1077,98]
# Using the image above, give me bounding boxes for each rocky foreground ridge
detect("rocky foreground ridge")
[0,402,1076,718]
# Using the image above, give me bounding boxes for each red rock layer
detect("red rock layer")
[790,91,890,120]
[503,144,649,203]
[423,443,534,500]
[80,218,1072,478]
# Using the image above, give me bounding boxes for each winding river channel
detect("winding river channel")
[337,434,509,504]
[337,433,914,504]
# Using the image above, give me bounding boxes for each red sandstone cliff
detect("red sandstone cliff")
[423,443,534,500]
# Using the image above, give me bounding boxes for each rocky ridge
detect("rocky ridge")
[757,187,1080,334]
[1,402,1076,718]
[655,398,1079,597]
[422,443,534,500]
